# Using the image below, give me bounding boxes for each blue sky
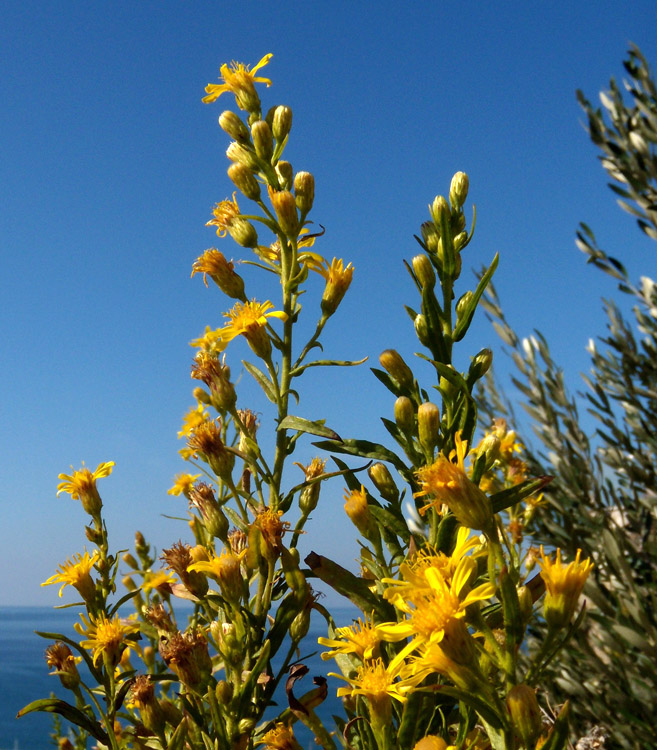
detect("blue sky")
[2,1,656,606]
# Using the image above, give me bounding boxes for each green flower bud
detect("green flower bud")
[430,195,449,226]
[469,348,493,380]
[394,396,415,434]
[290,608,311,642]
[379,349,414,390]
[449,171,469,210]
[227,217,258,248]
[414,313,431,346]
[228,163,261,201]
[420,221,439,254]
[275,160,294,189]
[272,105,293,141]
[218,111,250,143]
[412,254,436,289]
[294,171,315,214]
[251,119,274,161]
[506,684,542,748]
[226,141,260,171]
[417,402,440,454]
[368,463,399,502]
[269,188,299,237]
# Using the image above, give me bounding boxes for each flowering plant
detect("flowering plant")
[20,54,593,750]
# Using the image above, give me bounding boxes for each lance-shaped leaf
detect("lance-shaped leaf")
[243,360,277,403]
[369,505,410,545]
[452,253,499,341]
[278,415,342,441]
[305,552,395,619]
[237,639,272,716]
[290,356,368,377]
[17,699,109,744]
[539,701,570,750]
[313,438,407,473]
[500,567,523,650]
[432,685,505,729]
[490,476,553,514]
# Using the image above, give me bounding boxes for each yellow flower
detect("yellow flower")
[220,299,287,357]
[168,473,201,496]
[142,570,177,594]
[318,615,381,661]
[177,405,209,439]
[344,485,373,537]
[189,325,226,353]
[539,546,594,629]
[41,550,99,601]
[206,194,239,238]
[75,612,140,667]
[414,737,456,750]
[207,194,258,248]
[203,54,273,111]
[260,722,302,750]
[376,557,494,651]
[188,548,245,602]
[191,248,245,300]
[319,257,354,315]
[415,433,493,531]
[57,461,115,516]
[330,655,415,704]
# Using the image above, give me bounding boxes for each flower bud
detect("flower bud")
[251,119,274,161]
[122,575,138,592]
[420,222,439,254]
[294,171,315,214]
[453,230,468,252]
[45,643,81,691]
[412,254,436,289]
[394,396,415,434]
[122,552,139,570]
[290,608,311,642]
[344,486,375,539]
[414,737,448,750]
[272,105,293,141]
[193,386,212,405]
[269,188,299,237]
[227,217,258,248]
[418,402,440,454]
[506,684,542,748]
[226,141,260,171]
[368,463,399,503]
[215,680,234,704]
[379,349,414,391]
[430,195,450,226]
[219,111,251,143]
[414,314,431,347]
[455,291,473,321]
[449,171,469,210]
[228,163,261,201]
[469,348,493,380]
[275,160,293,189]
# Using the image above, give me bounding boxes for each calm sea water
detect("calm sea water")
[0,605,355,750]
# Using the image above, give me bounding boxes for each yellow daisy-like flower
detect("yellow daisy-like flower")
[189,325,226,354]
[539,546,594,629]
[318,614,381,661]
[75,612,140,667]
[376,557,494,651]
[218,299,287,358]
[188,548,245,602]
[382,527,483,607]
[330,655,415,704]
[168,473,201,496]
[41,550,99,601]
[177,405,209,439]
[415,433,493,532]
[57,461,115,516]
[260,722,301,750]
[207,193,241,238]
[142,570,177,594]
[203,54,273,111]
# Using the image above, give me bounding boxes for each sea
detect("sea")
[0,605,357,750]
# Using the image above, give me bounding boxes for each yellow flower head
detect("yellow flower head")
[203,54,273,112]
[42,550,99,601]
[344,485,373,537]
[331,655,415,704]
[177,405,209,439]
[75,612,140,667]
[189,326,226,354]
[57,461,115,516]
[254,508,290,560]
[539,546,594,629]
[45,642,81,690]
[376,558,494,651]
[415,433,492,532]
[188,548,245,603]
[220,299,287,358]
[319,257,354,316]
[142,570,177,594]
[260,722,301,750]
[168,473,201,497]
[318,614,381,661]
[192,248,245,300]
[207,194,241,238]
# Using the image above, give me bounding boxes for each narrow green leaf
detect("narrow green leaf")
[243,360,277,403]
[17,699,109,744]
[452,253,499,341]
[278,415,342,441]
[369,505,410,544]
[291,356,368,377]
[313,438,407,472]
[490,476,553,514]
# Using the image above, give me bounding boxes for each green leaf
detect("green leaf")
[313,438,407,472]
[369,505,410,544]
[371,367,403,396]
[17,698,109,744]
[539,701,570,750]
[243,360,277,403]
[304,552,395,619]
[108,588,141,618]
[452,253,499,342]
[278,415,342,441]
[291,356,368,377]
[489,476,553,514]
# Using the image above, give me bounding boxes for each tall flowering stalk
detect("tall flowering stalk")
[20,54,593,750]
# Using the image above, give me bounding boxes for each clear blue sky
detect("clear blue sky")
[2,1,656,605]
